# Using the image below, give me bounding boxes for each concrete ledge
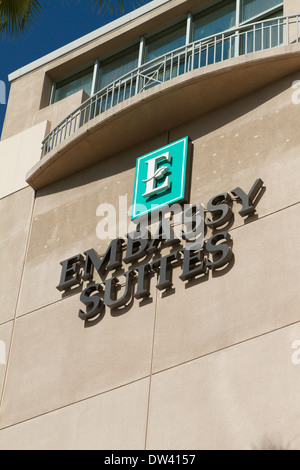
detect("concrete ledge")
[26,44,300,190]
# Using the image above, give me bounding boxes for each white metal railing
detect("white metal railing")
[41,14,297,157]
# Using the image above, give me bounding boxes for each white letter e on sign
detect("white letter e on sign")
[142,152,171,199]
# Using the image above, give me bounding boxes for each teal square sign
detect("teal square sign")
[131,136,191,220]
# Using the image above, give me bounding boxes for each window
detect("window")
[97,45,139,90]
[193,0,236,65]
[193,0,236,41]
[145,22,187,63]
[192,0,283,65]
[242,0,283,22]
[53,66,94,104]
[239,8,283,54]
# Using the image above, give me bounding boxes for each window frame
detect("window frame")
[50,62,95,105]
[96,43,140,92]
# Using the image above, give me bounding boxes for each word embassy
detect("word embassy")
[56,178,264,320]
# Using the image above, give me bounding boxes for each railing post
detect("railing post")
[191,43,195,70]
[42,140,46,157]
[278,18,281,46]
[234,30,240,57]
[213,36,217,63]
[221,33,224,60]
[184,46,188,73]
[111,82,116,106]
[170,51,174,77]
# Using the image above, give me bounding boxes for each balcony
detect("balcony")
[41,15,298,156]
[27,14,300,189]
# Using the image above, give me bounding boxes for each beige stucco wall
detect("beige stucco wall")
[0,120,49,198]
[0,186,35,417]
[284,0,300,15]
[32,90,89,132]
[1,69,48,141]
[0,63,299,448]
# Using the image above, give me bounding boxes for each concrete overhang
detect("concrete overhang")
[26,44,300,190]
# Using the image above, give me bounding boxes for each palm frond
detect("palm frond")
[0,0,43,39]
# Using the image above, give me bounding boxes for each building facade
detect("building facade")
[0,0,300,450]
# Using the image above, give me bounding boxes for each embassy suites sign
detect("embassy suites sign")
[56,137,265,320]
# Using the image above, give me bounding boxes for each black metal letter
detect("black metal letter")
[151,251,179,290]
[231,178,264,217]
[133,263,152,299]
[206,231,232,270]
[103,270,136,309]
[123,231,150,264]
[206,193,233,228]
[82,238,124,280]
[179,248,206,281]
[56,254,83,292]
[78,283,104,321]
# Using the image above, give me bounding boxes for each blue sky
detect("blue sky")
[0,0,151,138]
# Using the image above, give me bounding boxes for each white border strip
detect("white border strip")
[8,0,173,83]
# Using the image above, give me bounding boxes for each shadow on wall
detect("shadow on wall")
[185,71,296,144]
[253,435,292,450]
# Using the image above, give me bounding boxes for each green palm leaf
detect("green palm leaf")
[0,0,43,38]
